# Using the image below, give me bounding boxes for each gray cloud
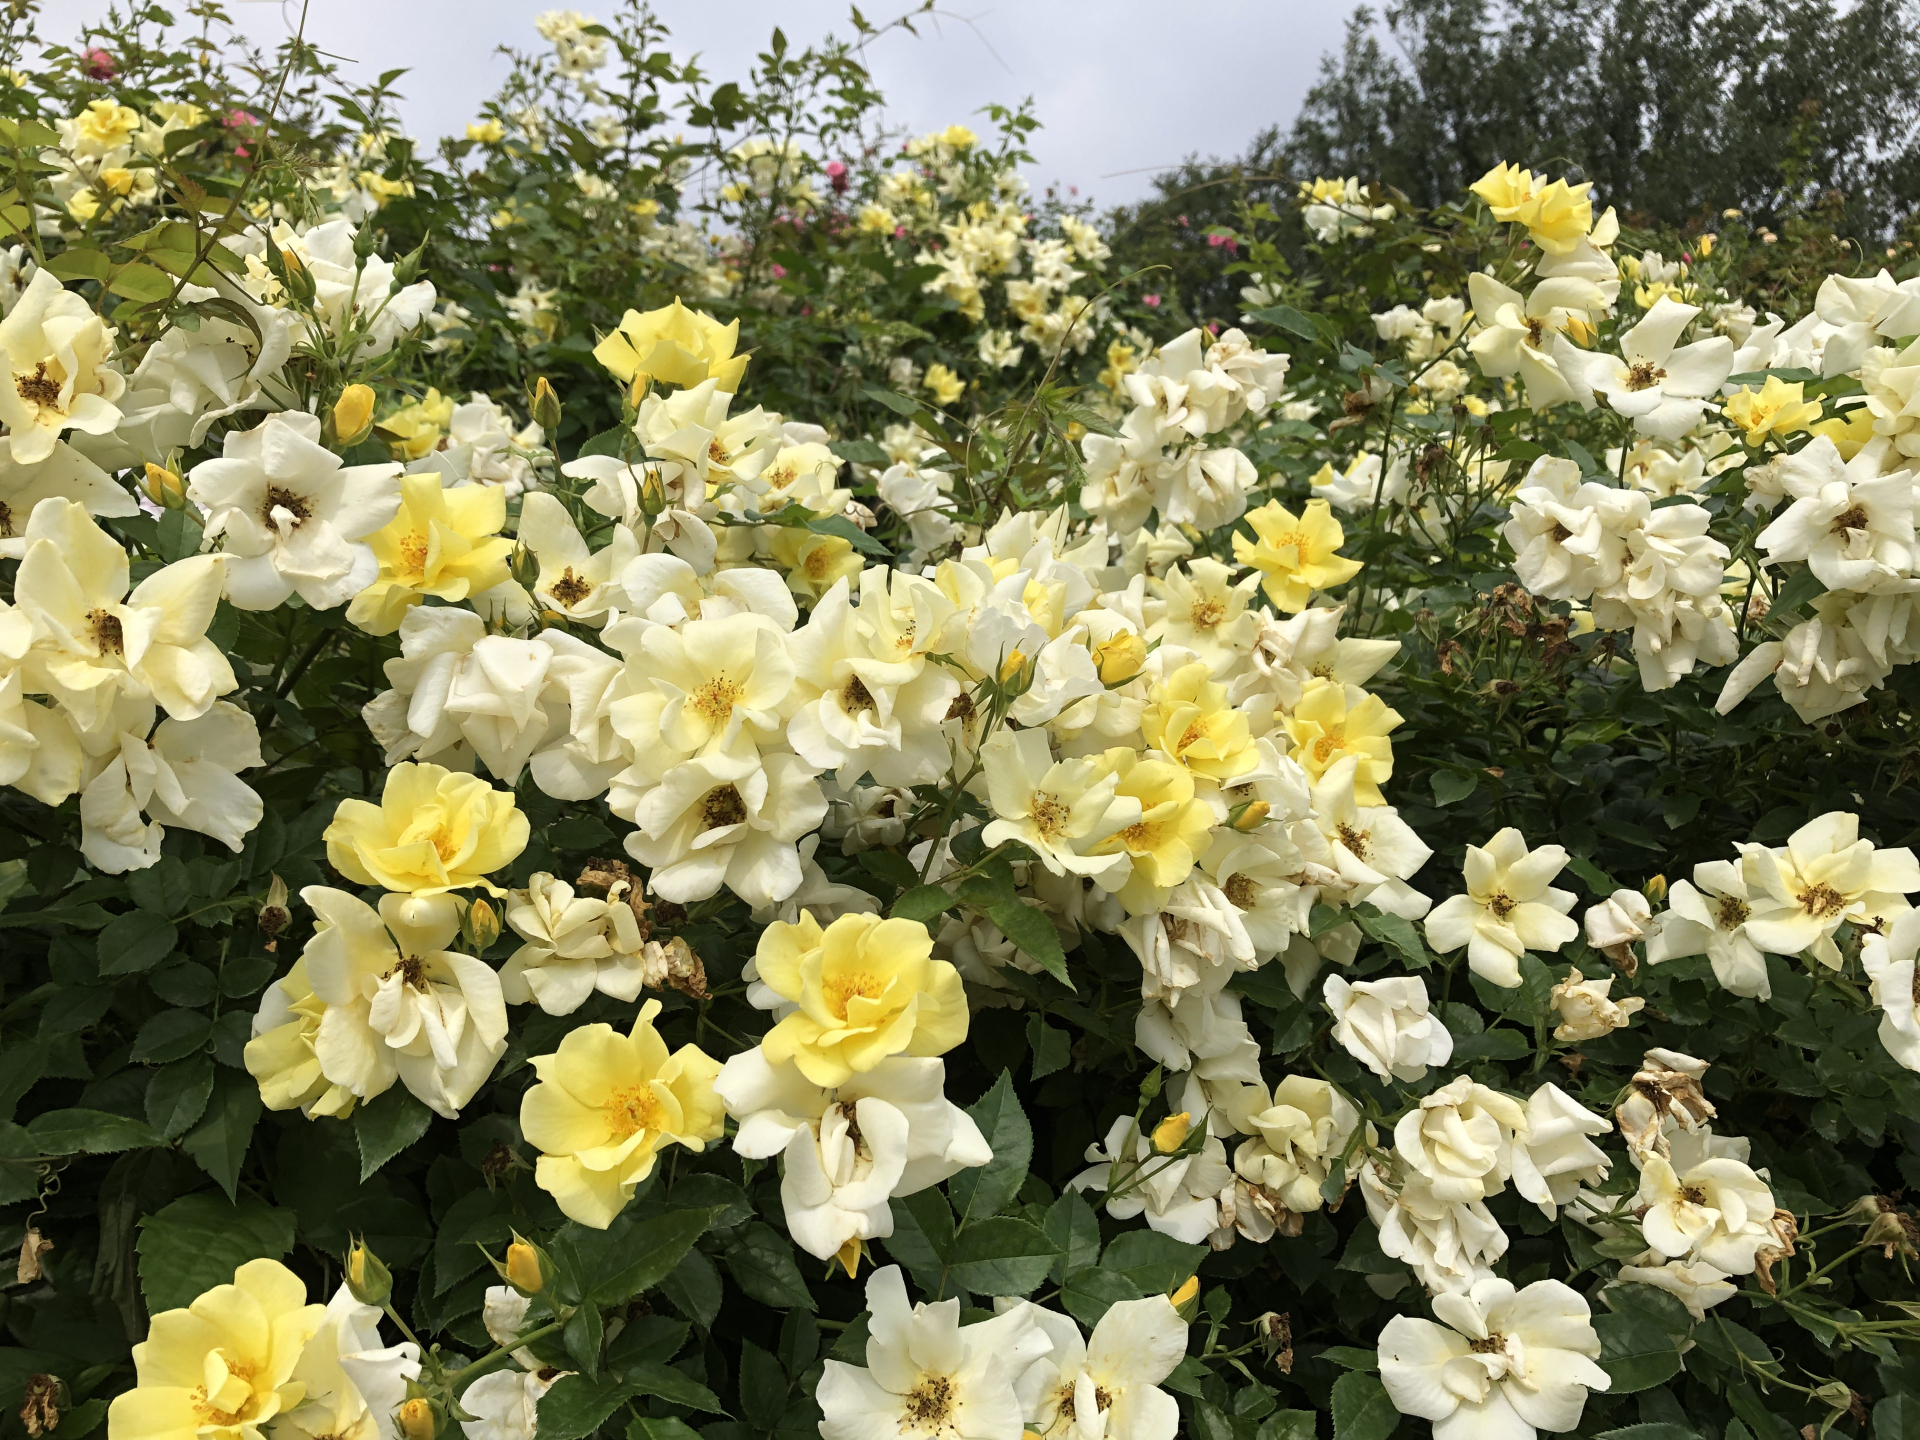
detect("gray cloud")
[60,0,1361,207]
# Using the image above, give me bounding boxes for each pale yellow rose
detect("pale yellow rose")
[592,298,749,394]
[1232,498,1362,613]
[347,472,514,635]
[521,998,725,1227]
[106,1259,324,1440]
[323,761,528,895]
[754,913,968,1086]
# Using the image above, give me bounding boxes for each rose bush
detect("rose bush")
[1,8,1919,1440]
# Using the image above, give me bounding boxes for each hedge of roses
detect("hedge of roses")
[2,9,1920,1440]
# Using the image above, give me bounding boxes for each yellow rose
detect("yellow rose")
[376,387,454,460]
[347,472,514,635]
[1722,376,1821,448]
[1469,162,1537,213]
[1282,677,1403,804]
[521,998,725,1228]
[1088,751,1215,915]
[923,363,966,407]
[1809,404,1876,461]
[242,957,356,1118]
[1140,662,1258,786]
[592,298,749,393]
[754,913,968,1086]
[769,528,863,600]
[467,118,506,143]
[1470,164,1594,255]
[72,99,141,154]
[1233,498,1364,613]
[106,1259,324,1440]
[324,761,528,895]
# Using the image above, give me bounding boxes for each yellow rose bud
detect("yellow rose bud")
[346,1238,391,1305]
[833,1237,864,1280]
[1168,1275,1201,1318]
[1229,800,1271,832]
[466,897,502,952]
[397,1400,436,1440]
[1093,632,1146,685]
[530,375,563,431]
[998,650,1029,686]
[1151,1111,1192,1154]
[1698,233,1716,257]
[143,462,186,509]
[1644,874,1668,904]
[505,1239,545,1294]
[332,384,376,447]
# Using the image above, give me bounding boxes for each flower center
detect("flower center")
[1468,1332,1507,1355]
[1031,791,1069,838]
[1797,882,1847,918]
[700,784,747,829]
[1680,1184,1709,1205]
[1223,874,1258,909]
[15,361,63,411]
[87,608,124,656]
[549,567,593,606]
[398,532,430,575]
[1831,505,1870,534]
[604,1083,666,1139]
[691,674,743,725]
[1487,890,1517,920]
[946,692,975,722]
[387,954,429,990]
[1625,361,1667,392]
[262,485,312,528]
[0,501,14,537]
[1715,894,1750,928]
[904,1374,955,1429]
[842,675,876,715]
[823,971,885,1019]
[1525,318,1545,347]
[1312,727,1346,764]
[1336,821,1369,858]
[1189,597,1225,629]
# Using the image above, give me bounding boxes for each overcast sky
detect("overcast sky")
[59,0,1366,208]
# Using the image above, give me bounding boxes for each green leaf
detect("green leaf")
[97,909,180,975]
[985,900,1073,989]
[658,1247,722,1327]
[1771,563,1826,619]
[1099,1229,1204,1294]
[1876,1393,1920,1440]
[948,1071,1031,1225]
[1059,1263,1141,1329]
[576,427,630,459]
[946,1215,1058,1295]
[623,1360,724,1413]
[133,1008,213,1064]
[891,884,956,923]
[182,1073,262,1199]
[737,1340,789,1430]
[862,387,921,416]
[807,512,890,557]
[1449,1028,1531,1062]
[1352,904,1432,969]
[27,1108,163,1156]
[46,248,111,282]
[566,1299,604,1379]
[1594,1426,1703,1440]
[1318,1346,1380,1371]
[1594,1310,1683,1394]
[531,1374,644,1440]
[1565,854,1618,895]
[108,262,177,304]
[1027,1014,1071,1080]
[1329,1370,1399,1440]
[724,1222,815,1309]
[1431,771,1478,806]
[628,1420,703,1440]
[136,1190,296,1312]
[146,1054,215,1138]
[1259,1412,1316,1440]
[352,1086,434,1181]
[1246,304,1319,342]
[1042,1189,1101,1282]
[829,439,892,466]
[593,1208,715,1305]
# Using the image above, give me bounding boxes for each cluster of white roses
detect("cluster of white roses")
[1079,326,1292,535]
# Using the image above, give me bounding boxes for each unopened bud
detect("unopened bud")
[628,371,654,407]
[1093,632,1146,686]
[465,898,501,952]
[397,1399,436,1440]
[505,1238,545,1294]
[258,874,291,951]
[1228,800,1271,832]
[1812,1381,1853,1411]
[1644,873,1667,904]
[998,649,1028,686]
[345,1238,391,1306]
[530,376,563,431]
[1137,1065,1163,1103]
[143,462,187,509]
[638,469,667,517]
[832,1236,865,1280]
[1167,1275,1200,1319]
[332,385,376,447]
[278,246,315,305]
[1151,1111,1191,1154]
